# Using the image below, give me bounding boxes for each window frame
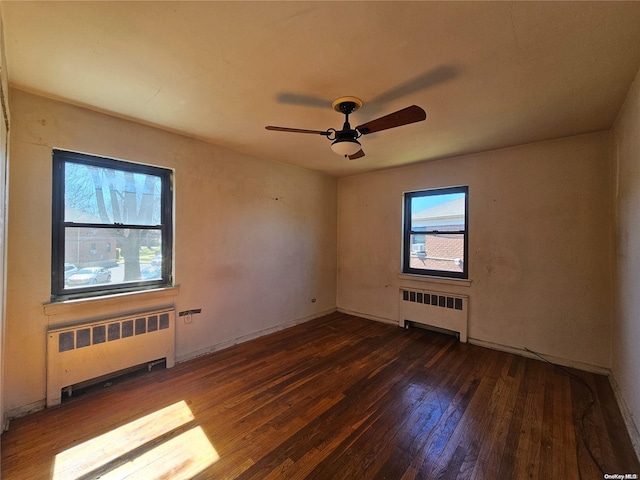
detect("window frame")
[402,186,469,279]
[51,149,173,301]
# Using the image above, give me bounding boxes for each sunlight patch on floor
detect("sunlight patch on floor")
[51,400,219,479]
[98,426,219,479]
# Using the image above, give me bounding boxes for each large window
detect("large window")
[52,150,173,301]
[403,186,468,279]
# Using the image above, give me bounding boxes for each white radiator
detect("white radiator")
[399,288,468,342]
[46,307,176,407]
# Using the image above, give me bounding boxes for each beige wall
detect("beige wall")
[0,11,9,430]
[5,89,337,416]
[337,132,613,370]
[612,66,640,451]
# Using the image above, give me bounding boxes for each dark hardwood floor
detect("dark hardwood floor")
[2,312,639,479]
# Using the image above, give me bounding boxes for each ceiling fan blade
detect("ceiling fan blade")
[348,149,365,160]
[266,126,329,136]
[356,105,426,135]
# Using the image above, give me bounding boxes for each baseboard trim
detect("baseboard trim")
[468,337,610,376]
[176,308,337,364]
[5,399,46,424]
[609,373,640,462]
[336,307,397,326]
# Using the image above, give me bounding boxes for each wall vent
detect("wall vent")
[47,308,175,407]
[399,288,468,342]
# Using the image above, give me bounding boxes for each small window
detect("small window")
[403,186,468,279]
[51,150,173,300]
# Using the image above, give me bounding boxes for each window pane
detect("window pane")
[411,192,465,232]
[64,227,162,289]
[408,233,464,273]
[64,162,162,226]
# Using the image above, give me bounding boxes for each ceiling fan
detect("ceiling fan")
[265,96,426,160]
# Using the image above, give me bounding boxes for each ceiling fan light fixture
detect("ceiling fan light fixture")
[331,138,361,157]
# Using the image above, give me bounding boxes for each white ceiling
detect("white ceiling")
[3,1,640,177]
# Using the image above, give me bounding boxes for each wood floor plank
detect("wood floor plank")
[469,354,524,479]
[512,360,546,479]
[2,312,638,479]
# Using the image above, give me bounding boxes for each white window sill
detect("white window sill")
[43,285,180,316]
[398,273,472,288]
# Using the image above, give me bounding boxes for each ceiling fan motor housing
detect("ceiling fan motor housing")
[334,128,359,142]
